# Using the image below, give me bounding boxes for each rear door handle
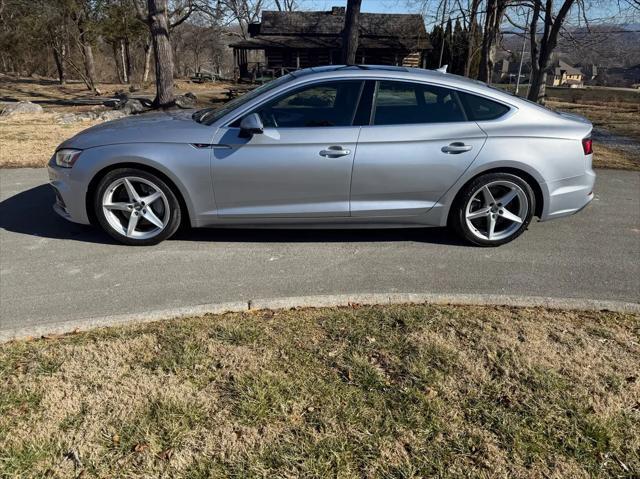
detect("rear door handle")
[441,142,473,154]
[320,145,351,158]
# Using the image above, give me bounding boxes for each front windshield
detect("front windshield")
[193,74,297,125]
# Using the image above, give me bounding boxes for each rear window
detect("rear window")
[458,92,510,121]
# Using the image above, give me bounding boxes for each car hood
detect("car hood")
[59,110,216,150]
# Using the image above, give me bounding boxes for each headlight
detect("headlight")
[55,149,82,168]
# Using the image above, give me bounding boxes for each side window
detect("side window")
[255,81,363,128]
[373,81,466,125]
[458,92,510,121]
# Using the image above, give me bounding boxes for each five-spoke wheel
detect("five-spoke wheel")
[94,168,181,245]
[452,172,534,246]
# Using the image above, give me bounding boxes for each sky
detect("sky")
[290,0,640,29]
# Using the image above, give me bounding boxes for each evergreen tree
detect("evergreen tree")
[451,19,466,75]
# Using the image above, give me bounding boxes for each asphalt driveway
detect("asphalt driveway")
[1,168,638,335]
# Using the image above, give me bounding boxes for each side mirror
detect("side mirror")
[239,113,264,137]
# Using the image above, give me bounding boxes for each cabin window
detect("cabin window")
[457,92,511,121]
[254,81,364,128]
[372,81,466,125]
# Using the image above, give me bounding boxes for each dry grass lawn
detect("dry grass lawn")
[1,304,638,478]
[0,113,101,168]
[547,100,640,143]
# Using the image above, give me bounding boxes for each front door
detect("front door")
[351,80,487,216]
[211,80,364,217]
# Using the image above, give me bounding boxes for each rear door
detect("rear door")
[351,80,486,216]
[211,80,364,218]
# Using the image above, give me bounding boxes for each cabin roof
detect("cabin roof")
[230,8,430,51]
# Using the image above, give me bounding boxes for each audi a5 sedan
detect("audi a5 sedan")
[48,65,595,246]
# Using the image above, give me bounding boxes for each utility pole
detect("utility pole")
[438,0,449,68]
[515,10,530,96]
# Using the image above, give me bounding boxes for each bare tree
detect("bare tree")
[135,0,195,107]
[274,0,295,11]
[342,0,362,64]
[217,0,264,39]
[463,0,481,76]
[71,0,99,92]
[527,0,577,102]
[478,0,509,83]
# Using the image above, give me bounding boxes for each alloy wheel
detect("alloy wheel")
[101,176,170,240]
[464,180,529,242]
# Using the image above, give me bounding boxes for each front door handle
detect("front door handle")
[320,145,351,158]
[441,142,473,154]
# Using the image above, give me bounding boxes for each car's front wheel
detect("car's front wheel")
[451,172,535,246]
[94,168,181,245]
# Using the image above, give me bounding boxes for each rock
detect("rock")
[175,93,197,109]
[185,92,197,100]
[98,110,127,121]
[56,110,127,124]
[1,101,44,117]
[118,99,144,115]
[56,112,98,124]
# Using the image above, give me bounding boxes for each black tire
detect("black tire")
[94,168,182,246]
[450,172,535,247]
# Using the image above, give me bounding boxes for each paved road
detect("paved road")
[1,168,639,334]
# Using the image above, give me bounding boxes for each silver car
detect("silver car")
[48,65,595,246]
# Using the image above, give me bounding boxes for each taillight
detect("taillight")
[582,137,593,155]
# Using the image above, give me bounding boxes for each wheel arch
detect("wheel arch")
[86,162,193,228]
[446,166,544,226]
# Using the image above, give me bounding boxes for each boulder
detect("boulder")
[119,99,145,115]
[1,101,44,117]
[175,93,197,109]
[98,110,127,122]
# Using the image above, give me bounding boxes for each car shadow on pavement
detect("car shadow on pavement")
[0,184,466,246]
[0,184,116,244]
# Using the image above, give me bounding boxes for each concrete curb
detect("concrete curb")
[2,293,639,343]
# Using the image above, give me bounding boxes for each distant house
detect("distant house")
[229,7,431,80]
[546,59,584,87]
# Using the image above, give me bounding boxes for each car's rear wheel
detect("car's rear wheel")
[94,168,181,245]
[452,172,535,246]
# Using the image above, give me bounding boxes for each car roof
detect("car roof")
[289,65,524,107]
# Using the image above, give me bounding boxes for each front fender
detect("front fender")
[71,143,215,227]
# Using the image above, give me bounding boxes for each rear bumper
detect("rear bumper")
[48,160,91,225]
[540,169,596,221]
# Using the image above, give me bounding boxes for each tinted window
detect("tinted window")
[458,92,510,121]
[373,81,466,125]
[255,81,363,128]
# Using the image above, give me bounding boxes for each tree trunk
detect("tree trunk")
[463,0,480,77]
[341,0,362,64]
[142,39,152,83]
[147,0,175,107]
[478,0,497,83]
[124,37,133,82]
[112,42,123,83]
[527,0,576,102]
[120,39,129,83]
[81,43,98,92]
[52,45,66,85]
[76,18,98,92]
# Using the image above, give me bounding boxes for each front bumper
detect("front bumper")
[541,169,596,221]
[48,160,91,225]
